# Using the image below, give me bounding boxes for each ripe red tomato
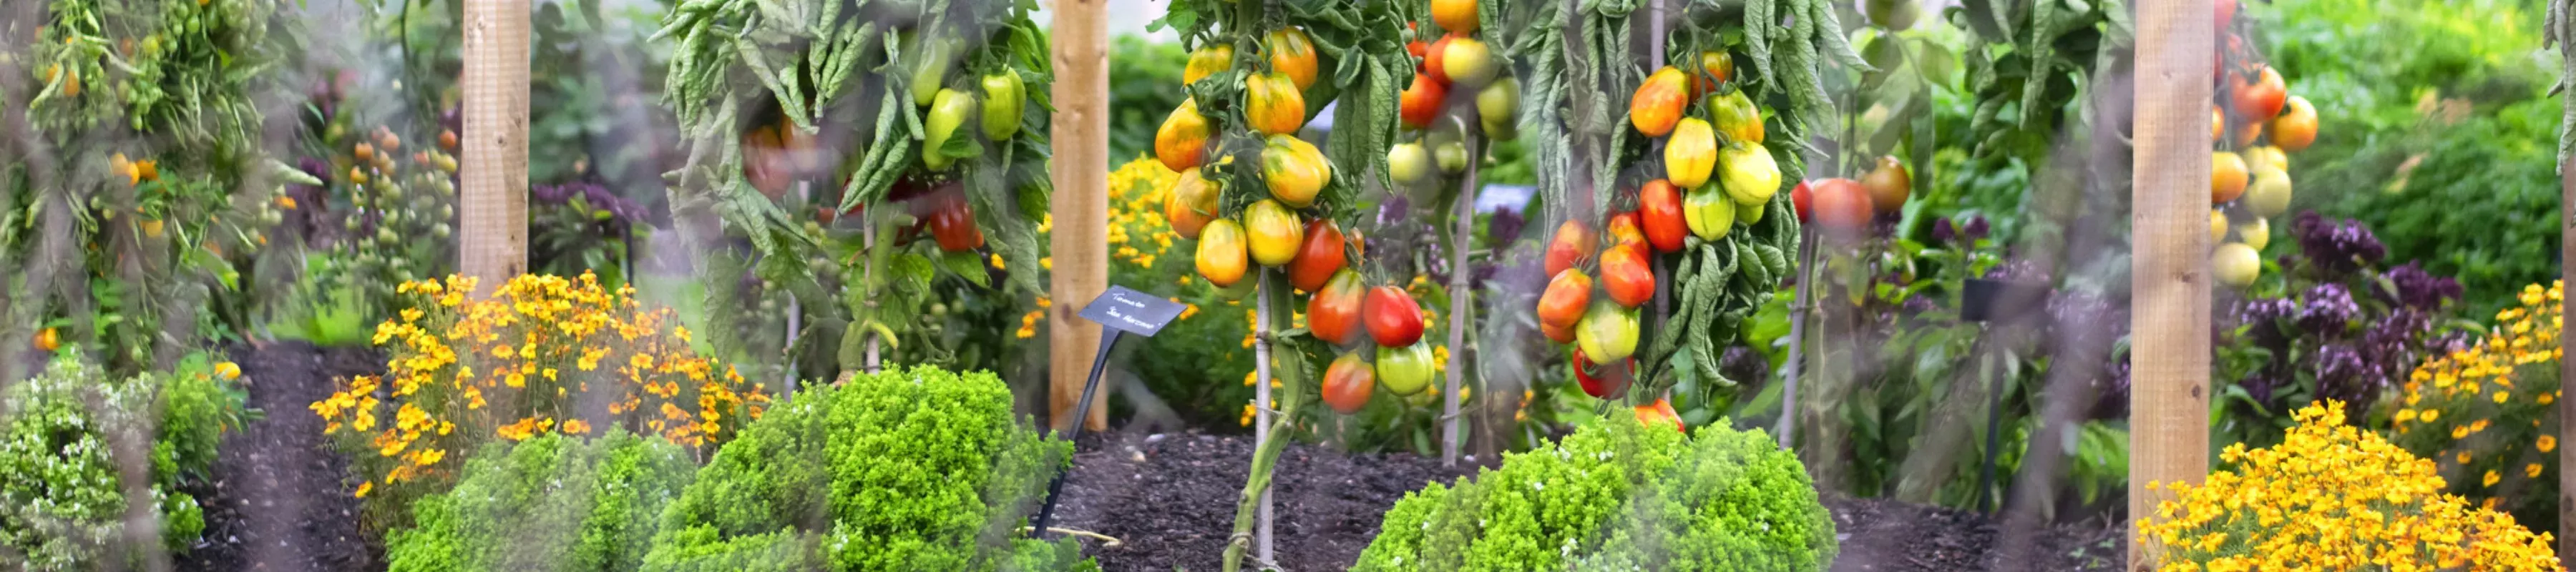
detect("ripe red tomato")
[1308,270,1367,346]
[1543,221,1596,278]
[1363,285,1426,348]
[1600,243,1654,307]
[1540,320,1576,344]
[1573,348,1633,400]
[1400,73,1448,129]
[1322,352,1377,414]
[2230,66,2287,124]
[1289,219,1348,292]
[1808,178,1874,236]
[929,199,985,252]
[1639,179,1687,252]
[1629,66,1689,137]
[1537,269,1592,330]
[1791,179,1814,223]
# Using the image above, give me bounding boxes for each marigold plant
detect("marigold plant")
[2140,401,2559,571]
[312,272,767,521]
[2391,280,2565,535]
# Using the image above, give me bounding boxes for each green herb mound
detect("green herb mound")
[385,428,698,572]
[1356,417,1838,571]
[0,350,240,569]
[640,365,1092,572]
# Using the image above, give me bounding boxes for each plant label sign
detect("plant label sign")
[1078,285,1185,337]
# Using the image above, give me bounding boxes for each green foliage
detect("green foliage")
[0,349,243,569]
[641,365,1091,572]
[1106,35,1190,164]
[269,256,379,347]
[1355,417,1837,571]
[2267,0,2562,316]
[386,429,700,572]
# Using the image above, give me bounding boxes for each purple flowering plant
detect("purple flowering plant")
[2212,210,2464,449]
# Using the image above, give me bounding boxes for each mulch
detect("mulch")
[175,342,383,572]
[1050,430,2127,572]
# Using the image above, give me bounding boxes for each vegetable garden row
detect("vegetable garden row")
[4,0,2575,569]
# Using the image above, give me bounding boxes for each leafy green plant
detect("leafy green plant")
[386,429,700,572]
[1355,415,1837,571]
[1106,36,1189,164]
[640,365,1090,572]
[0,349,245,569]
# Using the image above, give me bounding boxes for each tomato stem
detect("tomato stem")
[1223,270,1307,572]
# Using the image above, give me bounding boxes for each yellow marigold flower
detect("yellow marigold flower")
[414,448,446,466]
[353,480,372,498]
[2457,450,2472,464]
[2540,435,2557,453]
[2421,409,2439,423]
[2494,390,2509,403]
[214,362,241,380]
[2483,470,2501,487]
[563,419,590,435]
[2527,463,2545,478]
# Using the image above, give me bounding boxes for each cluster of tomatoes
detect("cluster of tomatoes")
[2206,0,2318,287]
[1387,0,1513,183]
[1789,157,1911,237]
[1157,20,1446,416]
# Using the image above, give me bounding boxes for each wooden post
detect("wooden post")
[2130,0,2214,566]
[458,0,530,291]
[2557,155,2575,560]
[1050,0,1110,432]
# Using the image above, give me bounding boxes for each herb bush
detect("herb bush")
[2140,401,2558,571]
[640,365,1091,572]
[0,350,245,569]
[2212,211,2464,450]
[2391,281,2563,537]
[385,428,698,572]
[1355,417,1837,571]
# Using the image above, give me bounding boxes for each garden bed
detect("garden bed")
[178,342,382,572]
[1054,432,2127,571]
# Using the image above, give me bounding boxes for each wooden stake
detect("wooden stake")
[2130,0,2214,566]
[458,0,530,292]
[1049,0,1110,431]
[2557,155,2575,560]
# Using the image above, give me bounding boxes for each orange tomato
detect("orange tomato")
[1600,243,1654,308]
[2212,152,2249,204]
[1244,199,1305,267]
[1543,220,1596,278]
[1605,212,1646,249]
[1261,134,1332,207]
[1538,269,1593,330]
[1690,51,1735,97]
[1186,45,1234,85]
[1165,167,1220,240]
[1634,398,1685,432]
[2268,95,2317,152]
[1266,28,1320,90]
[34,327,59,352]
[1196,219,1251,287]
[1629,66,1689,137]
[1400,73,1448,129]
[1308,270,1368,346]
[2230,66,2287,124]
[1432,0,1479,34]
[1322,352,1378,414]
[1156,99,1212,172]
[1245,72,1309,136]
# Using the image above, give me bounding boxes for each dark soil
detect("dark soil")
[1051,432,2127,572]
[1050,432,1477,572]
[1824,494,2125,572]
[176,342,383,572]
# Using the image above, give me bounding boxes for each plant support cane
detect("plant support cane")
[1227,271,1307,572]
[1444,134,1482,467]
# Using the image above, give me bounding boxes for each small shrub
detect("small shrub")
[2391,280,2563,536]
[385,428,698,572]
[311,272,768,525]
[1355,417,1838,571]
[640,365,1092,572]
[2141,401,2559,571]
[0,349,243,569]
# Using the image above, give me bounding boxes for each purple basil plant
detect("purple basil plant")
[2225,212,2458,418]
